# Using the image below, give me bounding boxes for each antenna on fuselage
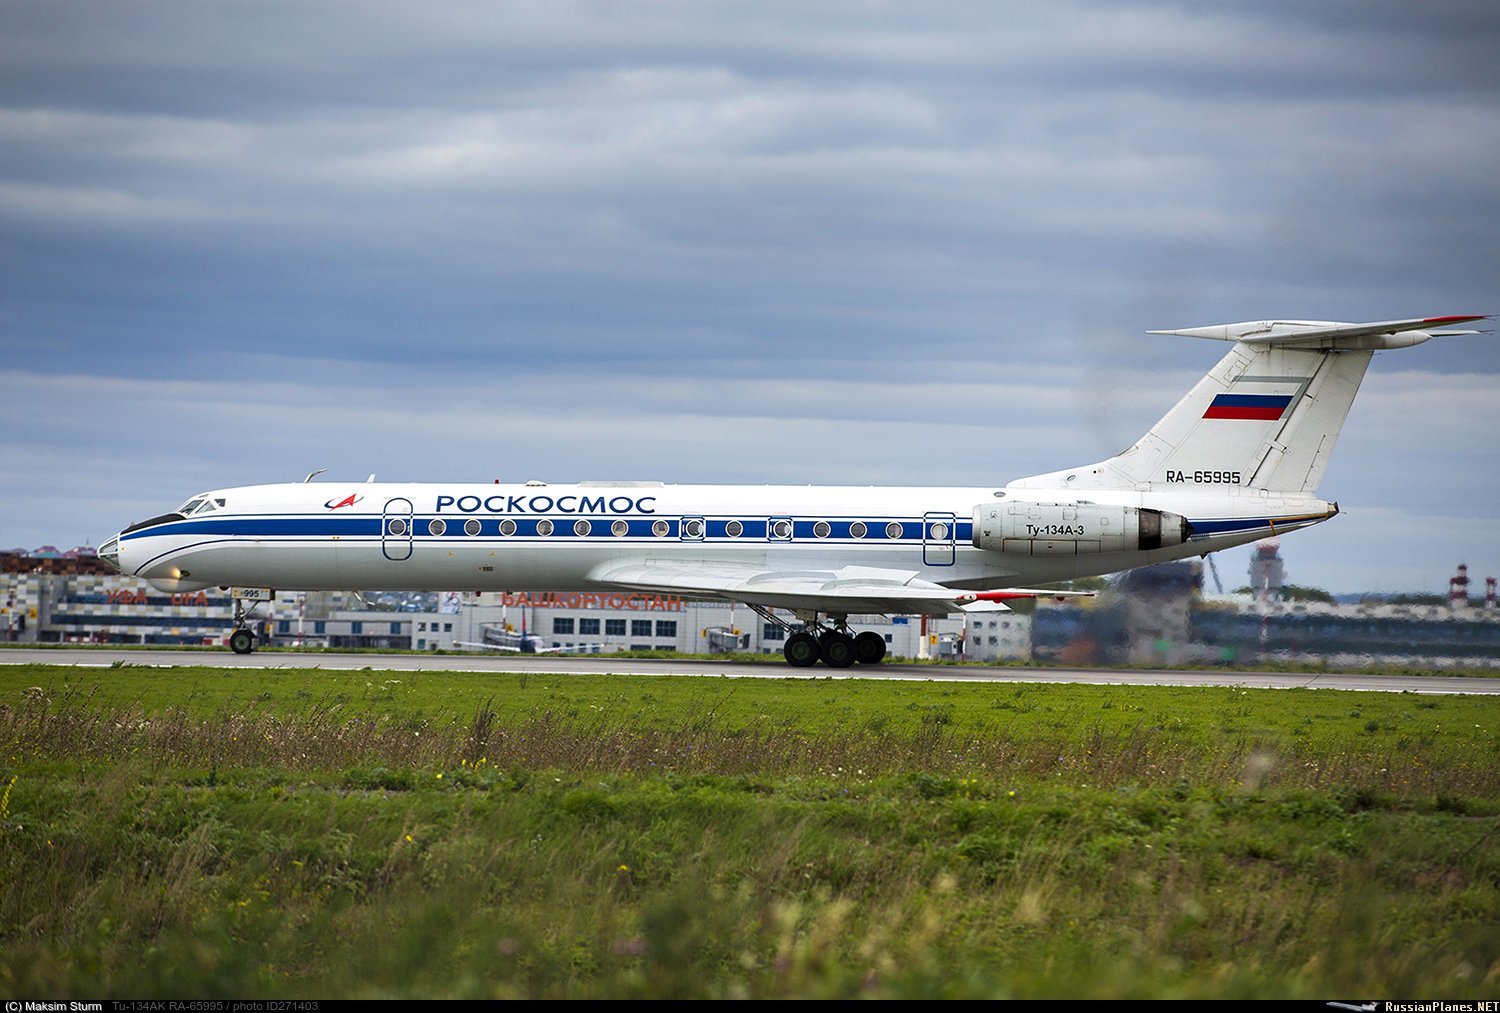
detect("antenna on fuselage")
[302,469,327,484]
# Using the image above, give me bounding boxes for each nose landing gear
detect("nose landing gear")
[227,590,273,654]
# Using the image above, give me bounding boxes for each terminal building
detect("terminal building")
[5,549,1496,668]
[0,553,984,659]
[397,591,972,659]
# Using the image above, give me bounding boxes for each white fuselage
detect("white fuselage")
[112,479,1335,596]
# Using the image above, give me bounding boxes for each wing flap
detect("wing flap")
[588,560,1091,617]
[590,560,984,616]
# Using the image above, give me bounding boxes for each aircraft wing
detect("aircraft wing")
[454,640,579,654]
[454,641,524,652]
[588,560,1068,616]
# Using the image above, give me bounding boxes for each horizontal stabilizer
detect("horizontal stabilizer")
[1149,315,1487,350]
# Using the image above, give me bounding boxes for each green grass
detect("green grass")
[1,664,1496,998]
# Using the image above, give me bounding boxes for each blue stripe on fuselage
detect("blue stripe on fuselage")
[122,514,974,543]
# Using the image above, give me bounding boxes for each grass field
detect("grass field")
[1,663,1496,998]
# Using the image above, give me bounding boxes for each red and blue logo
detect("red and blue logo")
[324,493,363,510]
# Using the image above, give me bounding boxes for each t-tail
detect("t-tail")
[1010,315,1487,497]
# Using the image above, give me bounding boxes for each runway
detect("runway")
[2,647,1496,695]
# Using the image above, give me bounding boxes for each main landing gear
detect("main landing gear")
[755,607,886,669]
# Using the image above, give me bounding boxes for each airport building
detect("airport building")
[1030,561,1500,669]
[3,552,247,646]
[5,550,1496,668]
[393,591,975,659]
[0,557,984,658]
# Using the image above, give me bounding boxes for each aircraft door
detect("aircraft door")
[382,497,414,561]
[922,511,956,566]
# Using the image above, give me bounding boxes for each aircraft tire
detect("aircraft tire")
[783,632,820,667]
[229,629,255,655]
[853,631,886,665]
[819,632,856,669]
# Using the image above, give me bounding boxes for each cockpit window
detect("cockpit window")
[175,496,221,516]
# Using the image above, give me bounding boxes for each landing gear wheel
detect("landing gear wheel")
[783,631,820,668]
[819,632,856,669]
[854,631,887,665]
[229,629,255,655]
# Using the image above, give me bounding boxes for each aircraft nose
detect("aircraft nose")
[98,534,122,573]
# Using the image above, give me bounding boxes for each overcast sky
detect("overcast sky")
[2,1,1496,593]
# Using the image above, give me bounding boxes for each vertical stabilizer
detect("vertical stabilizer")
[1008,315,1486,496]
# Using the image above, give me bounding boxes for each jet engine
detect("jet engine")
[972,502,1192,555]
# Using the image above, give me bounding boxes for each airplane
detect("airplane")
[454,636,589,655]
[98,314,1486,666]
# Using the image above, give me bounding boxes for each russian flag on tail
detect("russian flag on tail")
[1203,393,1294,421]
